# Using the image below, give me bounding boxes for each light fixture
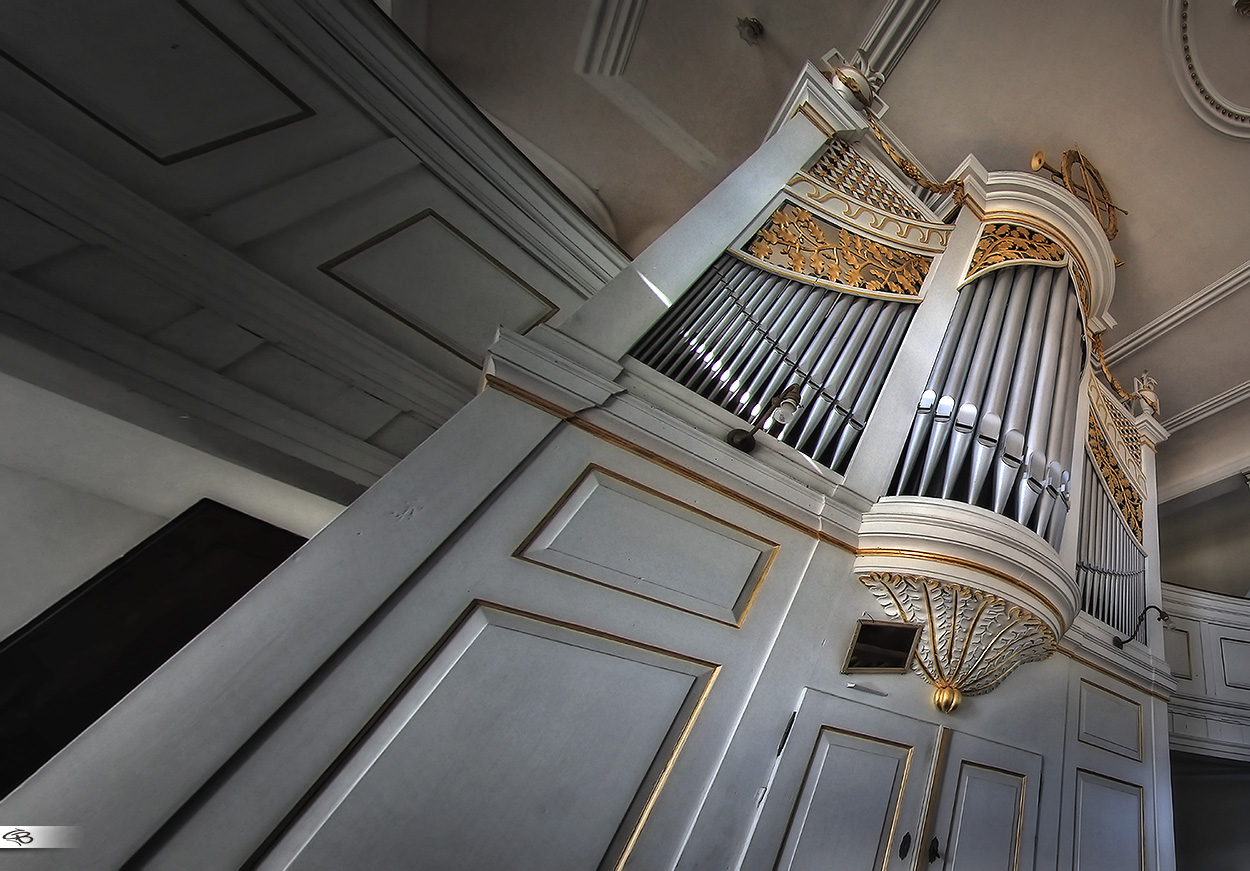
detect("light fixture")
[726,384,802,453]
[736,17,763,46]
[1112,605,1173,648]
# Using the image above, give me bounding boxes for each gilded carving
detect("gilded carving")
[1088,379,1146,489]
[806,139,925,220]
[746,204,931,297]
[1087,414,1144,543]
[861,572,1056,713]
[966,222,1067,281]
[786,174,951,250]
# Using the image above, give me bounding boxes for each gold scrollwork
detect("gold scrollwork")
[1088,380,1146,488]
[746,204,931,297]
[786,174,951,250]
[966,223,1067,282]
[860,572,1056,713]
[806,139,925,220]
[1087,415,1144,543]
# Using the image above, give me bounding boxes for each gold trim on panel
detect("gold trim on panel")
[794,102,837,139]
[1073,768,1146,871]
[1058,648,1171,702]
[785,173,951,249]
[483,374,577,421]
[513,464,780,628]
[1076,678,1144,762]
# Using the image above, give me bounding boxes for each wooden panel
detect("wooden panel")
[321,209,557,366]
[776,728,912,871]
[0,0,311,163]
[254,604,714,871]
[943,763,1027,870]
[1221,637,1250,690]
[1163,625,1193,680]
[519,466,777,625]
[1073,770,1143,871]
[743,692,937,871]
[1077,680,1142,761]
[932,732,1042,871]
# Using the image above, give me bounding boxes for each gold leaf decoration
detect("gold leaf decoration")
[806,139,926,220]
[860,573,1056,707]
[1087,415,1144,543]
[967,223,1066,279]
[745,204,932,297]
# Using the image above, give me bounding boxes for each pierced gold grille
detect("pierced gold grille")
[806,139,926,221]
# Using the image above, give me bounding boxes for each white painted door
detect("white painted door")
[742,691,940,871]
[925,731,1043,871]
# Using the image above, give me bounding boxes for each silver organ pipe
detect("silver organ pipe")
[1075,448,1146,637]
[631,254,916,473]
[892,263,1084,547]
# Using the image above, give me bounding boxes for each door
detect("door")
[743,691,940,871]
[924,731,1043,871]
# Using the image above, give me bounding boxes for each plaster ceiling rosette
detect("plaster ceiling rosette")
[1165,0,1250,138]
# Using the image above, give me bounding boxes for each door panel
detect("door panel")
[929,732,1042,871]
[744,692,938,871]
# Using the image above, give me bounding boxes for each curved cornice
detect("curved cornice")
[1163,0,1250,139]
[968,170,1118,332]
[855,496,1080,638]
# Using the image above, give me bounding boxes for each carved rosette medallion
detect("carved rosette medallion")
[860,572,1057,713]
[745,203,932,298]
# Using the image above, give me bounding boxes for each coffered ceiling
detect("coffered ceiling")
[403,0,1250,595]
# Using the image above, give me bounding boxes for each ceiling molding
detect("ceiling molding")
[1163,378,1250,433]
[1163,0,1250,139]
[857,0,943,80]
[244,0,628,294]
[1105,256,1250,363]
[574,0,724,176]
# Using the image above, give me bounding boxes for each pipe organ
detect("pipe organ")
[891,261,1085,548]
[632,254,915,473]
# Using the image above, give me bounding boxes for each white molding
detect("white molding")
[764,62,870,142]
[855,496,1079,637]
[1105,256,1250,364]
[574,0,724,176]
[856,0,944,80]
[1162,0,1250,139]
[0,112,473,426]
[1163,378,1250,433]
[980,171,1118,331]
[246,0,628,294]
[0,273,397,485]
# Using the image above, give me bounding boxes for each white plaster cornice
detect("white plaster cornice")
[1162,0,1250,139]
[245,0,629,293]
[1105,257,1250,364]
[1163,378,1250,433]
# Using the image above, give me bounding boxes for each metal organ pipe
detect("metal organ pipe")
[968,267,1035,505]
[940,268,1014,499]
[1017,271,1072,524]
[828,307,913,469]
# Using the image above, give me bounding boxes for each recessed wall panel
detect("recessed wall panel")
[1078,680,1142,761]
[776,728,911,871]
[1221,637,1250,690]
[1,0,311,162]
[1074,770,1144,871]
[322,210,556,365]
[520,467,777,624]
[944,763,1026,870]
[257,606,714,871]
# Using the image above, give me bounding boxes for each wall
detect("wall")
[1171,751,1250,870]
[0,370,343,640]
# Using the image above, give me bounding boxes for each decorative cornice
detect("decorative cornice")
[1163,0,1250,138]
[245,0,628,291]
[1105,256,1250,364]
[861,571,1056,713]
[1160,380,1250,433]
